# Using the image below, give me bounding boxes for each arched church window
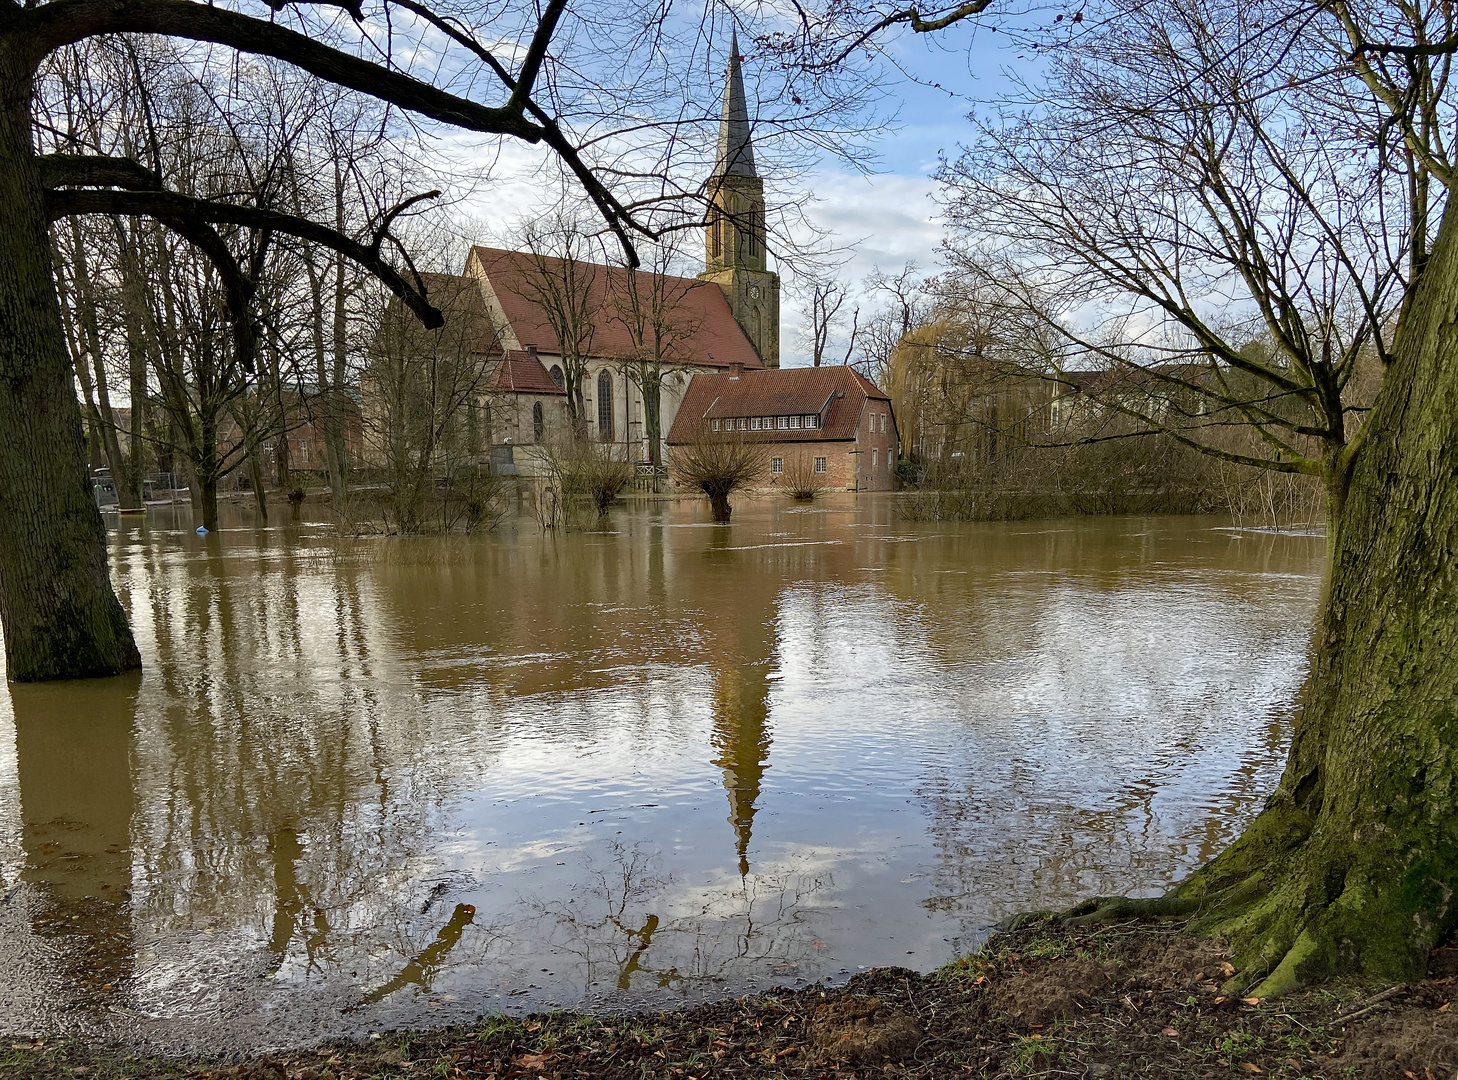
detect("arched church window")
[709,208,722,261]
[532,401,544,442]
[747,209,761,258]
[549,364,564,388]
[597,371,614,440]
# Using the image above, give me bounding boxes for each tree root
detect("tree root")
[996,894,1202,934]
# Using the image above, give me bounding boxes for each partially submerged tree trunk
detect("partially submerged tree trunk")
[0,63,140,679]
[1159,200,1458,995]
[643,371,662,467]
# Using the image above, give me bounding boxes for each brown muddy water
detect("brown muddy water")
[0,495,1323,1053]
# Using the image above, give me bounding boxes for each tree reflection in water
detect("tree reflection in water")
[525,841,829,995]
[352,903,476,1008]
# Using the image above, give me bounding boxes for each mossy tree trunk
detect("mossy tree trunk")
[0,54,140,680]
[1172,198,1458,996]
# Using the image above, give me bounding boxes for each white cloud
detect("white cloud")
[776,169,945,367]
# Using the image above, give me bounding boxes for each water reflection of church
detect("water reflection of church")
[711,644,773,878]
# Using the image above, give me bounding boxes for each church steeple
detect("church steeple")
[702,30,780,367]
[716,31,756,179]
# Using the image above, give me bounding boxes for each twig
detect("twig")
[1334,985,1407,1024]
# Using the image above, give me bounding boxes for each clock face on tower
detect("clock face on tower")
[750,285,761,300]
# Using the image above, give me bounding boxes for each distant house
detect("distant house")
[666,364,899,491]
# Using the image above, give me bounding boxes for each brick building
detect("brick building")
[666,364,899,491]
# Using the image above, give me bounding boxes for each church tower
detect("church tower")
[700,31,780,367]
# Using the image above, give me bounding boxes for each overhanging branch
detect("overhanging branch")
[47,186,446,329]
[20,0,543,142]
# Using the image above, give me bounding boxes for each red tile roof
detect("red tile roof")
[666,365,892,444]
[468,246,763,370]
[484,351,567,395]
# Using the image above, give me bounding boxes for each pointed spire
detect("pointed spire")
[715,29,756,178]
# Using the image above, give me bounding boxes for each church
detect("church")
[377,34,782,475]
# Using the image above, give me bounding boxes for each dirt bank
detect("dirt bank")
[3,919,1454,1079]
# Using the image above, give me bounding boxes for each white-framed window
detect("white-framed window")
[887,449,894,469]
[880,413,887,433]
[777,416,789,429]
[712,419,721,431]
[750,416,760,430]
[790,416,802,429]
[814,456,827,473]
[805,415,818,429]
[772,457,783,474]
[872,452,878,471]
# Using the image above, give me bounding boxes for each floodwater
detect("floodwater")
[0,496,1324,1052]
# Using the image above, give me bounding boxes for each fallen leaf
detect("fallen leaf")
[1161,1027,1179,1037]
[775,1047,798,1058]
[1219,961,1236,977]
[1441,1002,1452,1013]
[1402,1071,1417,1079]
[511,1053,553,1071]
[1213,996,1228,1005]
[1239,1064,1263,1074]
[1242,997,1262,1006]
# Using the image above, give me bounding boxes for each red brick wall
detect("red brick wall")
[760,440,891,492]
[855,401,896,491]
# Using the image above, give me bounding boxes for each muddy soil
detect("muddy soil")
[3,920,1454,1079]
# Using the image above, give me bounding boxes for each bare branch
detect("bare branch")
[47,186,446,329]
[19,0,543,142]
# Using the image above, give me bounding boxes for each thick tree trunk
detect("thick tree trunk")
[644,371,662,467]
[1172,198,1458,995]
[197,415,220,533]
[0,61,140,680]
[246,440,268,524]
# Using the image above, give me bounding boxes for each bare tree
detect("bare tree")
[509,215,608,430]
[610,234,701,466]
[940,0,1417,547]
[853,263,926,385]
[669,430,768,522]
[801,277,853,367]
[363,276,495,534]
